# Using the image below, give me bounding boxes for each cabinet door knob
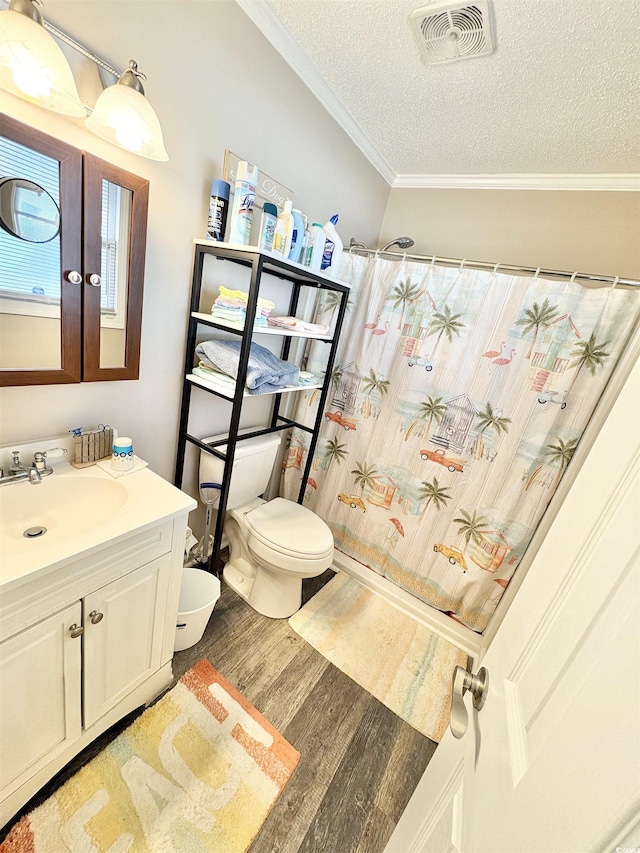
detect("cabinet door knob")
[88,273,102,287]
[69,623,84,638]
[88,610,104,624]
[66,270,82,284]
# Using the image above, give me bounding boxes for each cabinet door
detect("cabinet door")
[0,114,82,386]
[0,603,82,796]
[83,555,170,728]
[82,154,149,382]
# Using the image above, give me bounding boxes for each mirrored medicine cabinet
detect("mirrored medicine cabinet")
[0,115,149,386]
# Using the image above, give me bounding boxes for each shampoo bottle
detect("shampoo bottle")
[228,161,258,245]
[258,202,278,251]
[206,179,230,242]
[321,214,344,278]
[308,223,325,272]
[288,208,305,263]
[273,199,294,257]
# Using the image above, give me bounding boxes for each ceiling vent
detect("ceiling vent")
[410,1,495,66]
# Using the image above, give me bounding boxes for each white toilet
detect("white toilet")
[200,432,334,619]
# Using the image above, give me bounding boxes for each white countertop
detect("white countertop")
[0,460,196,592]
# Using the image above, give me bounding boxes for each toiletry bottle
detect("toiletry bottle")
[308,223,325,272]
[228,160,258,245]
[206,179,230,242]
[321,214,344,278]
[273,199,294,257]
[288,208,305,263]
[300,215,310,264]
[258,202,278,252]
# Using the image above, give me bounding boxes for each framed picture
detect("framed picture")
[222,151,293,213]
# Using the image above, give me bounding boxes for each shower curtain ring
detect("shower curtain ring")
[460,259,467,271]
[570,271,579,283]
[610,276,620,289]
[493,262,501,275]
[534,267,541,279]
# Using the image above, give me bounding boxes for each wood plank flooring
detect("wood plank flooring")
[0,570,438,852]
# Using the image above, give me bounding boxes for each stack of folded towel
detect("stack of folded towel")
[195,340,300,395]
[211,286,275,328]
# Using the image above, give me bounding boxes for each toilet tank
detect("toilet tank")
[199,432,282,510]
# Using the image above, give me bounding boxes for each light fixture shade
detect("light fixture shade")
[0,8,85,117]
[86,83,169,162]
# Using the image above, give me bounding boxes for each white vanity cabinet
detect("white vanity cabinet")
[0,465,196,829]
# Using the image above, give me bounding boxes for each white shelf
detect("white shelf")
[192,239,351,289]
[191,312,333,341]
[187,372,323,399]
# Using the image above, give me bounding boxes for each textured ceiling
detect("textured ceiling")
[256,0,640,179]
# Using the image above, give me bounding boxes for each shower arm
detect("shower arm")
[347,245,639,289]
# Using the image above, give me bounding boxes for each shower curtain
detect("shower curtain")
[281,253,639,633]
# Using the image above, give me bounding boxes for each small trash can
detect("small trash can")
[174,568,221,652]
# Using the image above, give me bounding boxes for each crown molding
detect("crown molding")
[236,0,396,185]
[393,173,640,191]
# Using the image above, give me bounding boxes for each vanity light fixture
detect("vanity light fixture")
[85,60,169,162]
[0,0,85,116]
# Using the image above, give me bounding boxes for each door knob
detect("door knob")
[88,610,104,624]
[450,665,489,739]
[88,273,101,287]
[69,623,84,638]
[66,270,82,284]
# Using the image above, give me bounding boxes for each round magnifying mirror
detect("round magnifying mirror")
[0,177,61,244]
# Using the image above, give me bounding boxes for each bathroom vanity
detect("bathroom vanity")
[0,440,195,826]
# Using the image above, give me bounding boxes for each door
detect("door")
[386,359,640,853]
[83,556,170,728]
[0,603,82,798]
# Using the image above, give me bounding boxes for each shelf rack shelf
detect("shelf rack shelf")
[174,241,350,575]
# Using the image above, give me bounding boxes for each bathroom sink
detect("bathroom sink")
[0,475,128,555]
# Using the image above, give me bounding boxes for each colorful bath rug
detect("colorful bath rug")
[289,573,468,742]
[1,659,299,852]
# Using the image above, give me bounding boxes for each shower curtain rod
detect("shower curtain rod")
[348,247,640,288]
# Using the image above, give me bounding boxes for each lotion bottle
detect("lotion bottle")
[308,222,325,272]
[273,199,294,257]
[258,202,278,252]
[288,208,305,263]
[228,160,258,245]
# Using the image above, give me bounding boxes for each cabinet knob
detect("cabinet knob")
[69,623,84,638]
[88,273,102,287]
[88,610,104,624]
[66,270,82,285]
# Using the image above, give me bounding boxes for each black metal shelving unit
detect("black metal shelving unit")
[174,240,350,575]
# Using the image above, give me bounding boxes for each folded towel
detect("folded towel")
[218,285,275,311]
[267,316,330,335]
[196,339,299,394]
[197,361,236,384]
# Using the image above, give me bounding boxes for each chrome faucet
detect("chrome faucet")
[0,447,66,487]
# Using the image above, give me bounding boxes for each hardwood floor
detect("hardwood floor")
[1,570,438,851]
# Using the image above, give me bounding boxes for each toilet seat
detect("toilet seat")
[244,498,333,559]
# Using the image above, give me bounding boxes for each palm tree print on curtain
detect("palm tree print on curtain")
[281,254,639,633]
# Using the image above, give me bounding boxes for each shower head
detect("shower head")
[380,236,415,252]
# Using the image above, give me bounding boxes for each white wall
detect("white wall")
[380,188,640,279]
[0,0,389,480]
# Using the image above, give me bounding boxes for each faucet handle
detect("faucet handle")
[33,447,66,472]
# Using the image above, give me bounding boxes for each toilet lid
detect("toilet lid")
[245,498,333,558]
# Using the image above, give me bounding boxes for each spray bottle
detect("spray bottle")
[228,161,258,245]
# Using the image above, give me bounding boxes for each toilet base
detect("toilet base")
[223,561,304,619]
